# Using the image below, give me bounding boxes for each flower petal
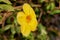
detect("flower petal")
[23,3,36,18]
[17,12,26,25]
[21,25,31,37]
[29,19,38,31]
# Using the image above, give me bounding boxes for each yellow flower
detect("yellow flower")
[17,3,38,37]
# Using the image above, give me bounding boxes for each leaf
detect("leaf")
[25,33,34,40]
[50,2,55,10]
[46,2,55,11]
[38,24,44,32]
[4,25,11,31]
[14,18,20,33]
[11,24,16,35]
[37,24,48,40]
[10,0,16,1]
[0,0,11,4]
[37,34,48,40]
[38,0,44,3]
[35,7,40,14]
[0,15,2,21]
[46,3,50,11]
[38,24,47,34]
[56,0,60,2]
[35,7,40,18]
[15,26,20,33]
[0,29,3,34]
[9,34,15,40]
[50,10,60,15]
[0,4,14,11]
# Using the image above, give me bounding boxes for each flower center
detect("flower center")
[26,15,31,23]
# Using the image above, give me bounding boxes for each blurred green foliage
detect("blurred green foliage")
[0,0,11,4]
[0,4,14,11]
[51,10,60,15]
[0,15,2,21]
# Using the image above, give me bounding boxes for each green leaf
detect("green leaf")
[51,10,60,15]
[10,0,16,1]
[9,34,15,40]
[0,15,2,21]
[25,33,34,40]
[35,7,40,14]
[0,29,3,34]
[4,25,11,31]
[46,2,55,11]
[11,24,16,35]
[14,19,20,33]
[13,0,16,1]
[46,3,50,10]
[16,27,20,33]
[37,34,48,40]
[35,7,40,17]
[38,24,47,34]
[38,24,44,32]
[56,0,60,2]
[37,24,48,40]
[50,2,55,10]
[0,4,14,11]
[38,0,44,3]
[0,0,11,4]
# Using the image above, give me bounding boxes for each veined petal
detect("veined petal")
[29,19,38,31]
[21,25,31,37]
[23,3,36,18]
[17,12,26,25]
